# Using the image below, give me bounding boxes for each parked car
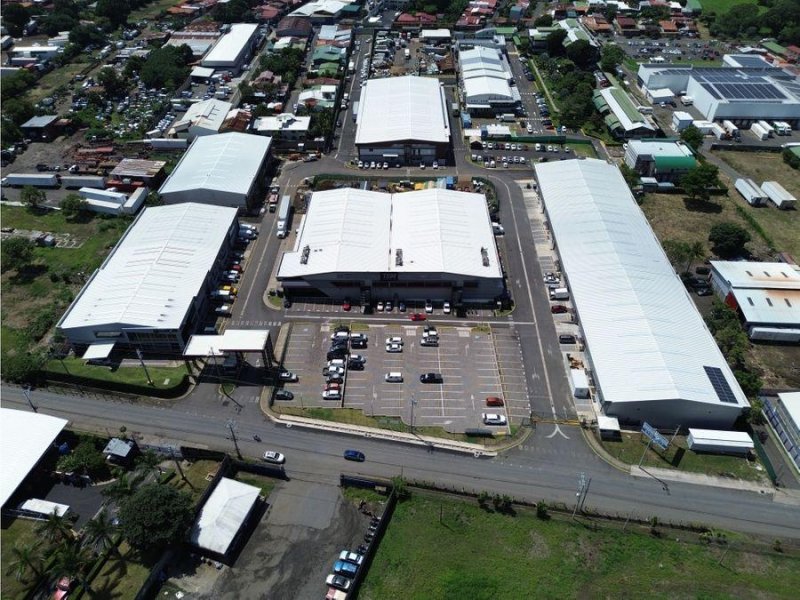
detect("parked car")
[482,413,507,426]
[486,397,505,407]
[410,313,426,321]
[420,372,443,384]
[376,301,384,311]
[275,390,294,401]
[443,302,451,314]
[331,331,350,342]
[333,560,358,577]
[349,333,368,343]
[262,450,285,464]
[326,574,352,591]
[343,449,365,462]
[322,390,342,400]
[278,371,297,382]
[339,550,364,566]
[424,300,433,313]
[420,338,439,347]
[342,299,351,311]
[559,334,577,344]
[385,342,403,353]
[550,305,569,314]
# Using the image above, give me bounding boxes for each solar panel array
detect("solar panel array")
[704,366,738,404]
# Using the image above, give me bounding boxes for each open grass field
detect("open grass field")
[45,358,190,389]
[170,460,220,502]
[28,62,91,103]
[233,472,277,498]
[1,518,42,599]
[700,0,759,14]
[360,492,800,600]
[599,432,769,482]
[87,542,152,600]
[129,0,183,21]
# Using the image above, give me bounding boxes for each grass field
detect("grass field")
[360,492,800,600]
[599,432,769,482]
[569,142,598,159]
[45,358,190,389]
[128,0,183,21]
[1,518,42,599]
[699,0,759,14]
[170,460,220,502]
[28,63,91,103]
[87,542,152,600]
[234,472,277,497]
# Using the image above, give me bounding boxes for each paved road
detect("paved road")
[5,387,800,538]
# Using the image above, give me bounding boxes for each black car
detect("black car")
[420,373,443,384]
[330,341,349,351]
[327,349,348,361]
[275,390,294,401]
[558,334,577,344]
[350,339,368,349]
[347,360,365,370]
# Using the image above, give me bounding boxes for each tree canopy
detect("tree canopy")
[708,222,751,259]
[680,163,722,203]
[710,0,800,45]
[599,44,625,73]
[119,484,193,551]
[96,0,130,29]
[140,45,193,90]
[680,124,704,153]
[565,40,599,70]
[60,194,89,220]
[1,238,35,273]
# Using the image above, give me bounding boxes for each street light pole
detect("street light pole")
[136,348,154,386]
[22,385,37,412]
[410,394,418,433]
[572,472,586,518]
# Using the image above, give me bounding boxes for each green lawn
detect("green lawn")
[128,0,183,21]
[360,492,800,600]
[170,460,220,502]
[45,358,190,390]
[86,542,152,600]
[1,519,43,599]
[699,0,758,13]
[568,142,597,159]
[27,62,90,103]
[600,432,769,482]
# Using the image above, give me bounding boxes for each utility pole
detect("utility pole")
[22,385,37,412]
[227,419,242,459]
[638,438,652,468]
[136,348,154,386]
[572,472,586,518]
[410,394,418,433]
[170,447,187,482]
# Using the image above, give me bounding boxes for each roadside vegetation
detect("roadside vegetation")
[360,491,799,600]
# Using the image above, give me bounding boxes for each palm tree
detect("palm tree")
[101,471,139,503]
[83,510,119,557]
[36,512,74,544]
[6,543,43,582]
[51,541,94,595]
[134,450,162,480]
[685,240,706,274]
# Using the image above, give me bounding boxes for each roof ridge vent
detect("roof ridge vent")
[395,249,403,267]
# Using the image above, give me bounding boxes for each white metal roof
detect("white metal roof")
[535,159,748,410]
[202,23,257,66]
[58,203,238,332]
[627,140,694,159]
[191,66,215,79]
[184,329,270,357]
[82,342,116,359]
[253,113,310,133]
[0,409,68,507]
[289,0,346,17]
[731,289,800,326]
[175,98,232,134]
[777,391,800,431]
[687,428,754,448]
[355,76,450,145]
[190,477,260,555]
[463,76,514,101]
[710,261,800,290]
[278,189,500,279]
[159,133,271,196]
[597,415,620,431]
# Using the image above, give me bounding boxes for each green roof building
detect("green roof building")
[624,139,698,182]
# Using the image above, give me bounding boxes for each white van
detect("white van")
[385,372,403,383]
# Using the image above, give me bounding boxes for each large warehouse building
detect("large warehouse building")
[159,133,272,211]
[355,76,451,166]
[57,203,239,356]
[201,23,259,74]
[458,46,519,115]
[637,60,800,126]
[535,159,750,429]
[277,188,504,305]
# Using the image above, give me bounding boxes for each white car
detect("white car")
[330,331,350,342]
[385,336,403,345]
[385,343,403,353]
[262,450,285,464]
[526,125,533,133]
[385,301,393,312]
[322,390,342,400]
[383,162,389,169]
[482,413,508,426]
[443,302,451,314]
[376,301,384,311]
[370,161,376,169]
[278,371,298,382]
[432,161,439,169]
[358,160,364,168]
[324,365,345,376]
[419,163,425,170]
[424,300,433,313]
[339,550,364,566]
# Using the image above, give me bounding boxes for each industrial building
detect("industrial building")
[201,24,259,74]
[159,133,272,211]
[20,115,60,141]
[636,60,800,126]
[355,76,451,166]
[593,87,656,138]
[57,203,239,356]
[109,158,166,186]
[457,46,519,115]
[169,99,234,140]
[764,391,800,473]
[623,139,697,182]
[277,188,504,306]
[252,113,311,143]
[709,261,800,343]
[535,159,750,429]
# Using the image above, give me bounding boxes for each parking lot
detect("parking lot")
[277,321,530,434]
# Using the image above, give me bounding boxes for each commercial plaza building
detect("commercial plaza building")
[355,76,451,166]
[277,188,504,306]
[57,203,239,356]
[535,159,749,429]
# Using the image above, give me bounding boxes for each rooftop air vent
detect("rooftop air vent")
[481,247,490,267]
[395,249,403,267]
[300,245,310,265]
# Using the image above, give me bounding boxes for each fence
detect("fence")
[752,433,778,484]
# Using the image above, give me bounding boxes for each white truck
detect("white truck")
[2,173,59,187]
[276,195,291,239]
[61,175,105,189]
[773,121,791,135]
[750,123,769,141]
[549,287,569,301]
[679,96,693,106]
[722,120,740,140]
[348,60,355,73]
[756,120,775,137]
[734,178,767,206]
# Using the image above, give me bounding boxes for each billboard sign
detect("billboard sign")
[642,421,669,451]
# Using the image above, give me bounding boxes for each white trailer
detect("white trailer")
[773,121,791,135]
[276,194,291,238]
[687,429,753,456]
[750,123,769,141]
[722,120,739,139]
[147,138,188,150]
[748,326,800,343]
[734,178,767,206]
[61,175,105,189]
[756,120,774,137]
[1,173,59,187]
[570,368,590,399]
[78,187,127,202]
[760,180,797,210]
[710,123,727,140]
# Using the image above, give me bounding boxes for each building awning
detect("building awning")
[183,329,270,357]
[82,342,116,360]
[597,415,620,432]
[191,66,215,79]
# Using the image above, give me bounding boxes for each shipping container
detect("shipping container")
[734,178,767,206]
[276,195,292,238]
[760,180,797,210]
[722,120,739,139]
[750,123,769,141]
[147,138,188,149]
[748,326,800,343]
[687,429,753,456]
[1,173,59,187]
[756,120,774,137]
[61,175,105,189]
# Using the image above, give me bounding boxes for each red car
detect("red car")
[410,313,426,321]
[550,304,569,314]
[486,396,504,407]
[342,299,351,312]
[229,264,242,272]
[52,577,74,600]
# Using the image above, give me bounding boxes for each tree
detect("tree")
[680,125,704,153]
[0,350,44,383]
[1,237,35,273]
[709,222,751,259]
[2,98,36,126]
[546,29,568,57]
[20,185,45,209]
[619,163,641,189]
[140,45,193,90]
[97,67,127,98]
[2,3,31,36]
[6,544,43,582]
[69,24,107,49]
[60,194,89,220]
[83,511,119,557]
[736,370,763,400]
[534,15,553,27]
[51,541,93,594]
[599,43,625,72]
[56,440,109,480]
[36,512,74,544]
[680,163,722,203]
[118,484,193,551]
[95,0,130,29]
[662,239,692,273]
[565,39,599,70]
[101,471,141,502]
